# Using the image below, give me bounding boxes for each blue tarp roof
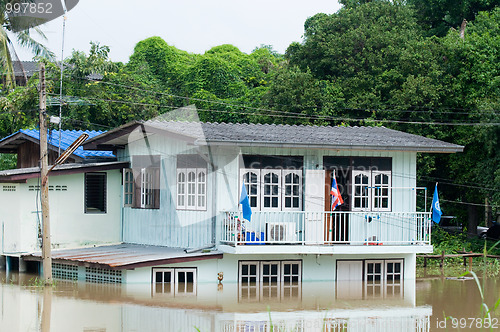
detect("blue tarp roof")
[17,129,114,159]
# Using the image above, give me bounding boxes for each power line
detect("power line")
[50,74,500,116]
[46,91,500,127]
[45,74,500,122]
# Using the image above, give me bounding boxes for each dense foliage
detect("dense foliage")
[0,0,498,228]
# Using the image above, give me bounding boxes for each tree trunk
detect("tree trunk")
[467,205,479,238]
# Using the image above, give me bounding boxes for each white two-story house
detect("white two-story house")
[0,120,463,292]
[67,120,461,288]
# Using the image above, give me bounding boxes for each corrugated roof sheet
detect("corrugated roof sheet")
[24,243,223,270]
[17,129,115,158]
[141,121,464,152]
[0,161,128,177]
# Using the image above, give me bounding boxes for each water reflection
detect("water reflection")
[3,271,498,331]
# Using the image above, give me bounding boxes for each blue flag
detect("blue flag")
[239,182,252,222]
[432,184,442,223]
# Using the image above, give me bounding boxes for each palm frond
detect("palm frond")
[0,28,14,89]
[16,30,55,60]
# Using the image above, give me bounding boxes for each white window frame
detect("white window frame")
[238,260,303,302]
[281,261,302,284]
[240,169,261,211]
[240,168,303,212]
[186,168,197,209]
[352,171,371,211]
[197,169,207,210]
[123,168,134,207]
[365,260,384,282]
[152,268,174,295]
[261,169,282,211]
[281,261,302,300]
[352,170,392,212]
[365,260,384,298]
[282,170,302,211]
[140,168,154,208]
[372,171,391,211]
[385,259,403,282]
[385,259,403,297]
[177,167,207,211]
[176,169,186,209]
[152,267,197,296]
[175,268,197,296]
[239,261,260,285]
[260,261,280,285]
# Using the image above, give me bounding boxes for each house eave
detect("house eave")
[0,161,129,182]
[196,140,464,153]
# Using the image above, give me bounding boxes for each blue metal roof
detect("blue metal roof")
[19,129,114,159]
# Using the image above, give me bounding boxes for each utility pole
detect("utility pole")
[39,63,52,285]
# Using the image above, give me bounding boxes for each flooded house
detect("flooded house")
[0,129,125,271]
[0,120,463,290]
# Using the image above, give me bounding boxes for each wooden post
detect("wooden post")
[463,247,467,267]
[423,256,427,268]
[39,63,52,285]
[440,250,445,268]
[468,251,473,271]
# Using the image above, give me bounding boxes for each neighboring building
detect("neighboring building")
[0,129,115,168]
[4,61,104,87]
[0,121,463,289]
[0,130,124,272]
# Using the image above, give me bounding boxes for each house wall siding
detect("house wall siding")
[122,135,213,248]
[119,133,418,248]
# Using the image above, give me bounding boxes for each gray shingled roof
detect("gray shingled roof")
[143,121,464,153]
[12,61,39,77]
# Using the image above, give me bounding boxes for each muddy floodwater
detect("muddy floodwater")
[0,269,499,331]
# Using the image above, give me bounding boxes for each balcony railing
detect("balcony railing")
[221,211,431,246]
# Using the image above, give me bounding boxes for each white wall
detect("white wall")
[0,170,122,255]
[124,252,416,284]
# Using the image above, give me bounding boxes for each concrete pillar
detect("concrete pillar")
[6,256,12,273]
[19,257,27,273]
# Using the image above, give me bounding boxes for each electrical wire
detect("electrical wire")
[45,92,500,127]
[51,74,500,116]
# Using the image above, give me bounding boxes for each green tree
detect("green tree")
[286,1,421,109]
[127,36,196,93]
[407,0,500,37]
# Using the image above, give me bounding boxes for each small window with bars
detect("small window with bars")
[85,173,107,213]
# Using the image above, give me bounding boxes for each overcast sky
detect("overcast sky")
[14,0,342,63]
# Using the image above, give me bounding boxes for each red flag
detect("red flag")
[331,171,344,211]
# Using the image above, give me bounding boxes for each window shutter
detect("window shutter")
[153,167,160,209]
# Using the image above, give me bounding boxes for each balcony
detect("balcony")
[220,211,431,250]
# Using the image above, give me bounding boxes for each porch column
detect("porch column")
[19,257,27,273]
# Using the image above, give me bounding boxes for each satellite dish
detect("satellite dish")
[7,0,80,32]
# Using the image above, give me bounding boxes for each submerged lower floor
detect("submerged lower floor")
[0,244,424,288]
